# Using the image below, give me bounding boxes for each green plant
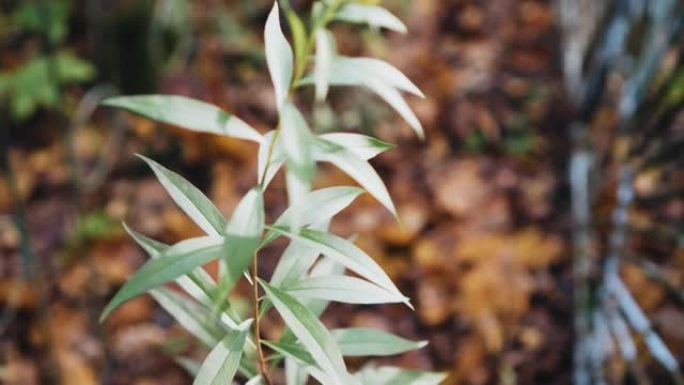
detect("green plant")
[0,0,95,120]
[99,1,444,384]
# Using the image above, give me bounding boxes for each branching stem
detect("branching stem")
[252,3,347,383]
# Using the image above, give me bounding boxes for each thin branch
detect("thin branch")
[569,122,595,385]
[606,304,637,364]
[591,309,612,385]
[610,276,683,383]
[605,302,652,385]
[258,126,281,188]
[251,252,272,385]
[623,254,684,307]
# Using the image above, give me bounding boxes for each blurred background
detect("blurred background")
[0,0,682,384]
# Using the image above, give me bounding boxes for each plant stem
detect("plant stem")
[258,0,345,186]
[251,252,272,385]
[258,126,281,188]
[290,0,345,90]
[251,3,347,382]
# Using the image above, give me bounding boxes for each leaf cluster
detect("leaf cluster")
[100,1,444,384]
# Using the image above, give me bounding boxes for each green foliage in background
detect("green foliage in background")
[100,1,445,384]
[0,0,95,120]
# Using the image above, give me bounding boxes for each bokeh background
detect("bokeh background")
[1,0,682,384]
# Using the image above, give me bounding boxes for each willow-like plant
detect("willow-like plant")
[100,1,444,384]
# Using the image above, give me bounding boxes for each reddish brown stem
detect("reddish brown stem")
[252,253,273,385]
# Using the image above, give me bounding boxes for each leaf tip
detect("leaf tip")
[415,126,426,141]
[100,96,121,108]
[393,211,404,228]
[99,305,113,323]
[134,153,151,163]
[269,0,280,15]
[236,318,255,331]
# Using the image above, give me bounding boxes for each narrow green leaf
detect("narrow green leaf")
[101,95,262,143]
[175,356,202,377]
[284,275,408,305]
[281,102,314,229]
[123,223,219,312]
[124,228,245,332]
[270,238,321,289]
[365,80,424,139]
[302,56,425,138]
[260,280,352,385]
[265,1,294,110]
[285,170,312,230]
[264,340,333,385]
[355,365,447,385]
[262,340,316,367]
[265,186,364,246]
[267,226,409,307]
[263,186,363,287]
[258,134,388,192]
[297,256,345,318]
[286,357,309,385]
[328,57,423,97]
[334,4,407,33]
[145,288,255,379]
[318,133,394,160]
[315,141,397,217]
[100,236,223,322]
[314,29,335,101]
[193,319,252,385]
[257,131,285,188]
[122,222,168,255]
[309,255,344,278]
[310,1,325,28]
[275,259,346,385]
[332,328,428,357]
[137,155,226,236]
[287,9,308,81]
[218,187,265,296]
[270,219,330,288]
[281,102,314,181]
[280,102,315,227]
[150,288,226,348]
